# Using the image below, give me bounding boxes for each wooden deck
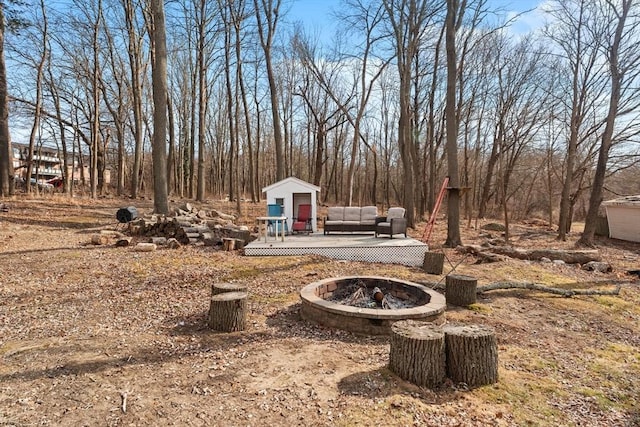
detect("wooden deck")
[244,232,429,267]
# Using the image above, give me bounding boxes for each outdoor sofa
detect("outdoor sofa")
[323,206,378,234]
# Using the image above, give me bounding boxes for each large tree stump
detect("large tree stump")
[208,291,247,332]
[423,252,445,275]
[443,324,498,387]
[446,274,477,306]
[388,320,445,388]
[211,282,248,296]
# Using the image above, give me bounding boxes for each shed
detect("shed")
[602,195,640,242]
[262,177,321,232]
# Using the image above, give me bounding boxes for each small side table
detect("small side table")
[256,216,287,243]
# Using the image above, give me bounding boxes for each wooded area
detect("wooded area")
[1,0,640,246]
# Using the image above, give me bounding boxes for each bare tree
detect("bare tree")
[253,0,285,181]
[579,0,640,246]
[444,0,465,247]
[0,2,13,196]
[149,0,169,214]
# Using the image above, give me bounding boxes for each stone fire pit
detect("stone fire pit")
[300,276,446,335]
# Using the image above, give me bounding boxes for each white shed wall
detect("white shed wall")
[605,205,640,242]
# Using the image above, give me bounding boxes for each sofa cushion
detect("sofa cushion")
[327,207,344,221]
[325,220,344,226]
[343,207,361,221]
[360,206,378,223]
[387,207,405,220]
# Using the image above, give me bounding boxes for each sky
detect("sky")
[288,0,547,37]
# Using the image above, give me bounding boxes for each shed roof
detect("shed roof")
[262,177,321,194]
[603,195,640,207]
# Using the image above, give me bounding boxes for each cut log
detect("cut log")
[220,227,251,245]
[211,209,236,221]
[115,237,132,247]
[443,324,498,387]
[167,238,181,249]
[150,236,167,245]
[446,275,477,306]
[388,320,445,389]
[207,291,247,332]
[134,242,157,252]
[91,234,110,245]
[423,252,445,275]
[211,282,248,296]
[222,238,244,251]
[222,238,236,251]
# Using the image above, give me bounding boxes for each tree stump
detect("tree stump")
[443,324,498,387]
[423,252,445,275]
[208,291,247,332]
[388,320,445,388]
[222,238,244,251]
[446,274,477,306]
[211,282,248,296]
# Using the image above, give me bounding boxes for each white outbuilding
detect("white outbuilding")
[603,195,640,242]
[262,177,321,232]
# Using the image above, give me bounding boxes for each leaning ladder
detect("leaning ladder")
[422,177,449,244]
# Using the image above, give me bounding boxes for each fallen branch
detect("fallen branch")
[477,281,621,297]
[456,245,601,264]
[487,247,601,264]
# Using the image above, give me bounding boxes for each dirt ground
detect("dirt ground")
[0,195,639,427]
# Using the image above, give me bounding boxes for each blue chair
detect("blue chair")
[267,204,288,235]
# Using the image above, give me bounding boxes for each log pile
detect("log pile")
[126,203,253,249]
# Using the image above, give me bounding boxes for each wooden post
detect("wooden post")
[211,282,248,296]
[388,320,445,389]
[443,324,498,387]
[446,274,477,306]
[423,252,445,275]
[208,291,247,332]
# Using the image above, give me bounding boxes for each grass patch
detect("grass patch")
[477,370,566,424]
[468,303,492,313]
[481,264,573,286]
[582,343,640,411]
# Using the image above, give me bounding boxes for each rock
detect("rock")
[167,238,181,249]
[582,261,612,273]
[540,257,552,263]
[481,223,506,232]
[552,260,565,265]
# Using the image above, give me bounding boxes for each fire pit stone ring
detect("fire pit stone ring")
[300,276,446,335]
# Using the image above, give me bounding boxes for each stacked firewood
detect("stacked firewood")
[127,203,253,249]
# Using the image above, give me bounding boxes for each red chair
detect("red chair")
[292,204,312,234]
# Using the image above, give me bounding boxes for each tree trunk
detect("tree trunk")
[150,0,169,214]
[389,320,445,389]
[444,0,462,247]
[579,0,629,247]
[445,274,477,306]
[423,252,445,275]
[0,4,13,197]
[443,324,498,387]
[208,291,247,332]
